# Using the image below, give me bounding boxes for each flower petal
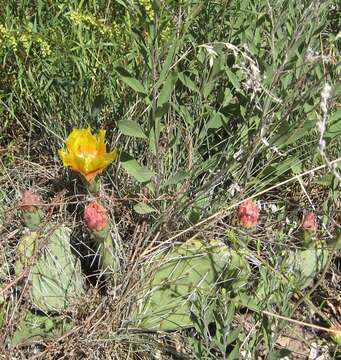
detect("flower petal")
[66,128,97,155]
[58,148,81,172]
[59,128,117,183]
[106,149,118,162]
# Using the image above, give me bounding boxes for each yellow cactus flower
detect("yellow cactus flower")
[58,128,117,183]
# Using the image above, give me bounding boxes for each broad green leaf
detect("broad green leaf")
[157,72,178,107]
[149,129,157,156]
[202,81,215,99]
[155,103,169,119]
[291,162,302,175]
[158,41,178,84]
[120,152,154,183]
[162,171,189,188]
[199,112,228,139]
[118,120,147,139]
[325,109,341,139]
[178,72,198,93]
[225,328,241,346]
[227,344,240,360]
[206,112,224,129]
[173,104,194,126]
[133,203,156,214]
[226,68,240,90]
[152,0,162,11]
[116,67,147,94]
[119,76,147,94]
[272,119,315,147]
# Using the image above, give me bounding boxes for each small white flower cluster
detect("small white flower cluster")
[318,83,341,181]
[199,42,264,98]
[235,44,262,97]
[233,147,243,161]
[227,183,241,197]
[305,47,335,64]
[199,44,218,68]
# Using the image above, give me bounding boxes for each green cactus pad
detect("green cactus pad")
[92,228,117,272]
[134,239,249,331]
[15,231,39,275]
[285,243,329,290]
[15,225,84,313]
[11,311,74,345]
[22,209,43,231]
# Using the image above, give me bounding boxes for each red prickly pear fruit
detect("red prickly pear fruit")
[84,201,109,233]
[238,199,259,228]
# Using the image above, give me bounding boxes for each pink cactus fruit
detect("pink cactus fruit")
[302,211,317,232]
[20,190,42,211]
[238,199,259,228]
[84,201,109,232]
[19,190,43,230]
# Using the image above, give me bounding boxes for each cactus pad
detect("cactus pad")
[134,239,249,331]
[11,312,74,345]
[15,225,84,313]
[285,243,329,290]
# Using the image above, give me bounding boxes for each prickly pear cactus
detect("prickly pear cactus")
[15,231,39,275]
[11,312,74,345]
[22,208,43,231]
[20,190,44,231]
[92,227,117,273]
[286,242,329,290]
[134,239,250,331]
[15,225,84,313]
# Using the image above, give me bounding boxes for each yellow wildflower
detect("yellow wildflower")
[36,37,51,57]
[58,128,118,183]
[139,0,154,21]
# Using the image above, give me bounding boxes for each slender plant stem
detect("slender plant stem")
[151,14,161,197]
